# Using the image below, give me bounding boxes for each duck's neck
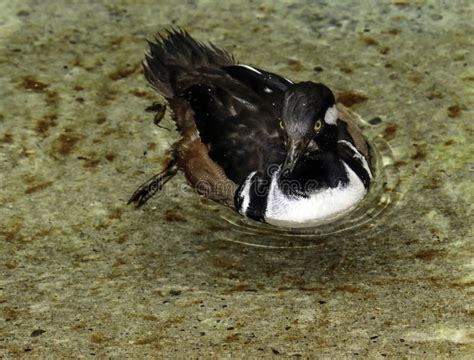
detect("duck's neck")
[278,150,350,197]
[235,152,354,222]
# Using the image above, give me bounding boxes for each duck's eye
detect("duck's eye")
[314,120,322,132]
[279,120,284,130]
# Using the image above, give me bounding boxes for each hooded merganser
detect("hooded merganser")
[128,29,373,227]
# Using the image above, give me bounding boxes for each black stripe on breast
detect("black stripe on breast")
[337,142,372,188]
[336,119,372,188]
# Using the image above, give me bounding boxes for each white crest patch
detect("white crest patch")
[264,164,366,228]
[324,105,338,125]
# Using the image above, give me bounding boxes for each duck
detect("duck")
[128,29,373,228]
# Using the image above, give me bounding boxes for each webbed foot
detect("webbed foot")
[128,159,178,207]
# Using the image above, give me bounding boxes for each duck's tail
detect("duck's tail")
[143,28,235,98]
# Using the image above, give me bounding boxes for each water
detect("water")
[1,1,472,358]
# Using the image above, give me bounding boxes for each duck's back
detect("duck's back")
[144,29,291,184]
[181,72,291,184]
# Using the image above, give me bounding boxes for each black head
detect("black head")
[280,81,338,175]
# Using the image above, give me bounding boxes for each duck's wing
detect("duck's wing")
[181,71,288,185]
[141,30,290,207]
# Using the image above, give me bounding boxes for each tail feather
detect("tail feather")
[143,28,235,98]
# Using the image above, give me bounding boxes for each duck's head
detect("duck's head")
[280,81,338,176]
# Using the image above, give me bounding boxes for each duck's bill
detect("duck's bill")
[282,137,309,176]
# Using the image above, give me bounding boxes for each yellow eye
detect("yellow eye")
[314,120,322,132]
[279,120,284,130]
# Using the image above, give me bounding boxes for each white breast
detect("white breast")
[264,163,366,228]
